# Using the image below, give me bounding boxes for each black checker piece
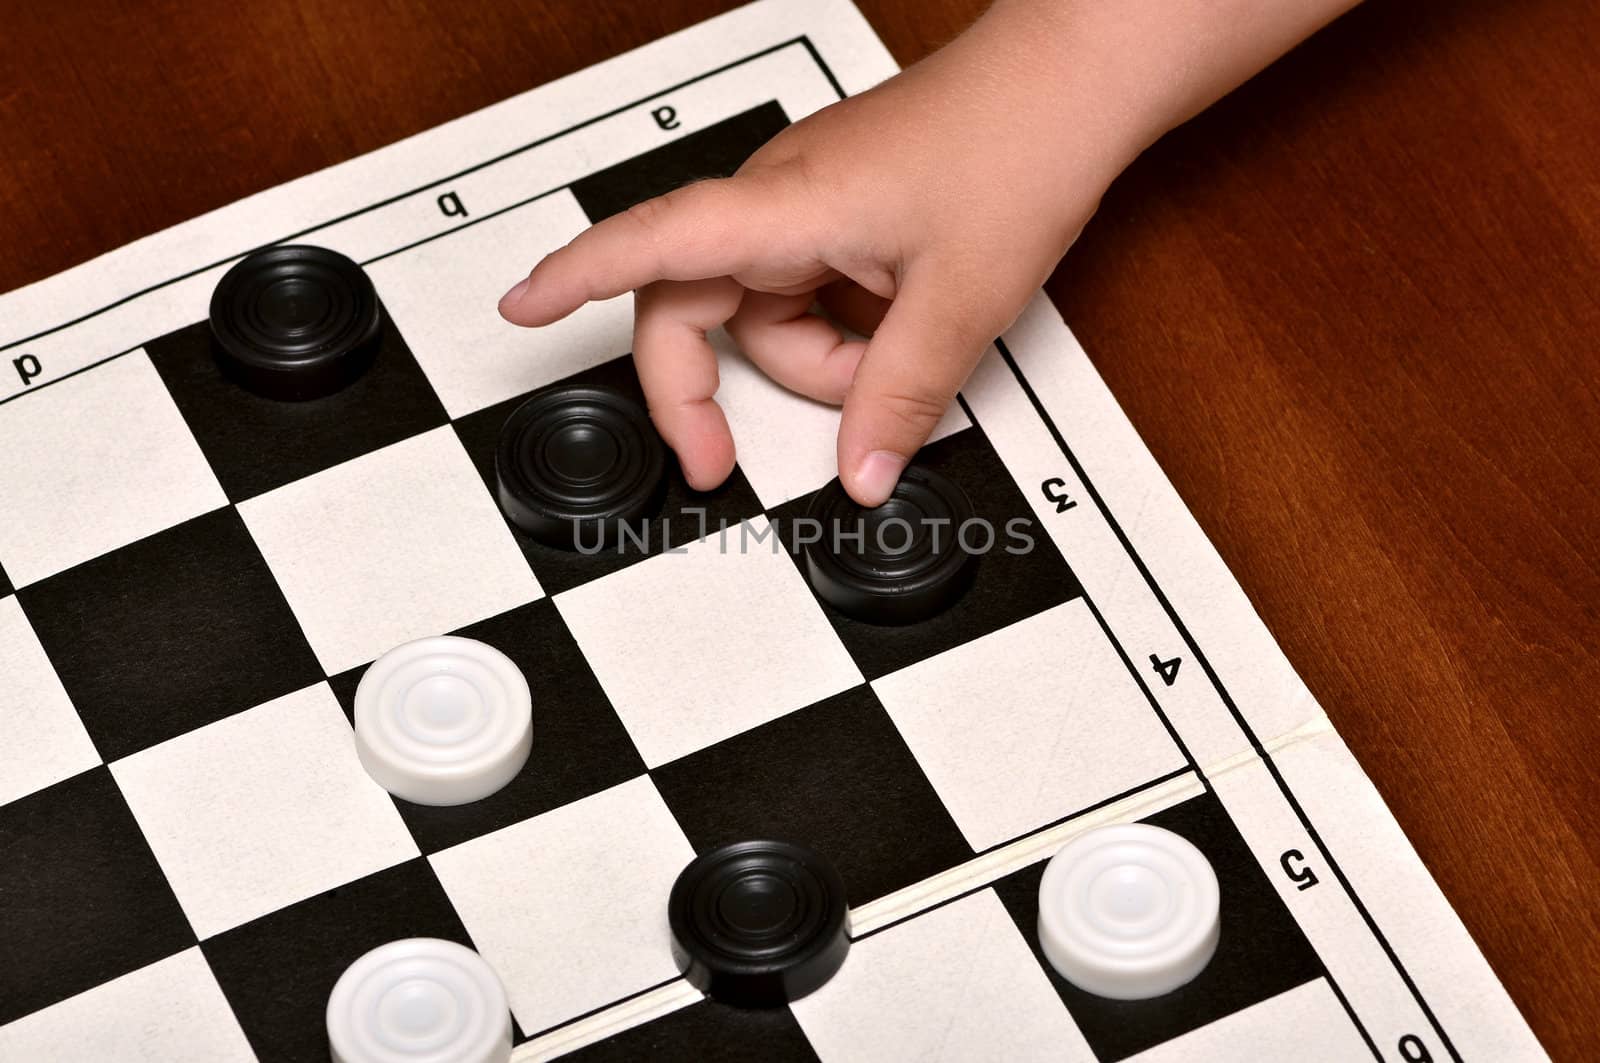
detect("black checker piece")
[453,354,765,596]
[147,309,446,503]
[670,840,850,1008]
[773,424,1081,679]
[802,465,979,625]
[210,245,381,400]
[495,384,666,550]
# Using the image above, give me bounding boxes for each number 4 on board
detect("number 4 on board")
[1149,653,1181,686]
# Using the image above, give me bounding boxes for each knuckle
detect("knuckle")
[659,179,725,218]
[873,388,950,434]
[620,180,733,270]
[622,194,674,238]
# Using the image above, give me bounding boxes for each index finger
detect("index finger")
[498,178,779,327]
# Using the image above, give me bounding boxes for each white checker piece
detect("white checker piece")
[428,776,695,1037]
[238,426,541,675]
[354,635,533,806]
[327,938,512,1063]
[0,948,254,1062]
[110,683,418,938]
[790,888,1092,1062]
[368,192,633,419]
[554,515,863,767]
[0,352,225,586]
[872,599,1189,851]
[0,596,99,805]
[1038,823,1221,1000]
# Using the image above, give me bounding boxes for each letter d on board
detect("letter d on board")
[13,353,41,386]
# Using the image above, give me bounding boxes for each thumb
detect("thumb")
[836,271,1001,506]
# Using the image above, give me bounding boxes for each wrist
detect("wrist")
[965,0,1361,173]
[956,0,1171,175]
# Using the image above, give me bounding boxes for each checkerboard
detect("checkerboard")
[0,2,1540,1060]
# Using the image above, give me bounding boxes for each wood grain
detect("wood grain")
[1,1,1594,1056]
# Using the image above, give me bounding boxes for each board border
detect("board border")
[0,31,1457,1061]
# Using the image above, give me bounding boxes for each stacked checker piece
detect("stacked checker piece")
[211,244,1224,1060]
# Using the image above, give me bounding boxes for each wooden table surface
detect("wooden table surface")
[2,0,1594,1057]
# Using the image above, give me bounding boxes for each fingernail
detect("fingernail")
[854,450,906,507]
[498,278,531,312]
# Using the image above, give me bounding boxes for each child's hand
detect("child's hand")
[499,0,1358,505]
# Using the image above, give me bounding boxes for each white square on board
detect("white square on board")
[554,517,861,767]
[711,328,970,509]
[1127,979,1370,1062]
[110,683,417,939]
[237,426,540,674]
[0,948,254,1062]
[369,192,633,418]
[0,596,100,806]
[871,599,1189,852]
[0,352,225,586]
[428,776,695,1036]
[790,888,1090,1062]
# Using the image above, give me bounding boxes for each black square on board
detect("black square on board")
[146,313,449,502]
[452,354,765,597]
[651,685,973,907]
[327,599,647,853]
[0,767,195,1026]
[0,557,11,598]
[991,792,1327,1061]
[17,506,324,761]
[202,858,497,1061]
[564,998,819,1063]
[569,101,790,223]
[770,424,1081,679]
